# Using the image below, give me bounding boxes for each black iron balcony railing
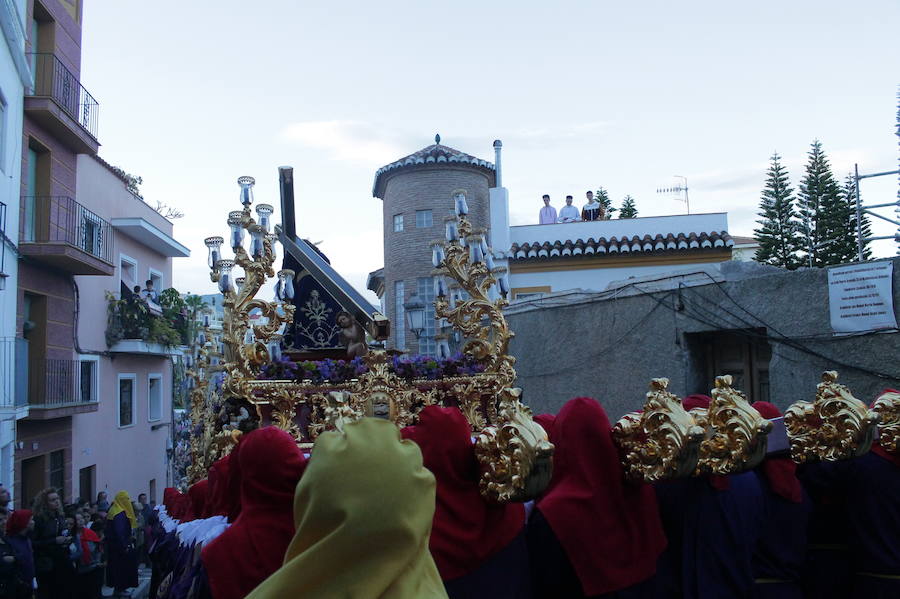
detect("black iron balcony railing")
[22,196,113,264]
[26,358,97,408]
[0,338,28,408]
[27,53,99,139]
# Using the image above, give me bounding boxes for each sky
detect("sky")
[80,0,900,302]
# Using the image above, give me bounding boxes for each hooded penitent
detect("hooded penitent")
[107,490,138,529]
[752,401,803,503]
[246,418,447,598]
[183,480,209,522]
[401,406,525,581]
[201,427,307,599]
[206,455,232,518]
[536,397,667,596]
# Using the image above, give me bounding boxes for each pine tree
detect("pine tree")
[594,187,616,220]
[797,140,843,267]
[753,153,801,269]
[839,173,872,262]
[619,195,638,218]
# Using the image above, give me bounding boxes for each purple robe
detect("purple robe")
[799,452,900,598]
[752,472,811,599]
[105,511,138,591]
[654,472,764,599]
[444,530,531,599]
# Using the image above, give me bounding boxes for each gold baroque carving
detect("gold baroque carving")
[696,375,772,475]
[872,390,900,454]
[785,371,879,464]
[612,378,705,483]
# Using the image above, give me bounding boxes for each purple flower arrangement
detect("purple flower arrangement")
[257,352,485,384]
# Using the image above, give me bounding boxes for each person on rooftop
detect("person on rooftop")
[539,195,558,225]
[558,196,581,223]
[581,191,602,221]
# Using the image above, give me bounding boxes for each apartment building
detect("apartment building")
[15,0,189,506]
[0,0,30,499]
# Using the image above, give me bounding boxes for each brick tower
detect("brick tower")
[369,135,495,354]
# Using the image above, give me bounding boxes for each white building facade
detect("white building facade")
[0,0,31,498]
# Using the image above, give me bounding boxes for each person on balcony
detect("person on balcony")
[401,406,529,598]
[558,196,581,223]
[527,397,666,598]
[246,418,446,598]
[539,195,558,225]
[581,191,603,221]
[142,279,160,304]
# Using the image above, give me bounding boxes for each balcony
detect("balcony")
[0,338,28,411]
[25,53,99,154]
[106,291,189,356]
[20,196,115,275]
[25,357,99,420]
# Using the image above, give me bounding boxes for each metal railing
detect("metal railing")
[32,358,97,407]
[0,337,28,408]
[22,196,113,264]
[27,53,99,139]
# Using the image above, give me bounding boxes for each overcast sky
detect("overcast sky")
[80,0,900,301]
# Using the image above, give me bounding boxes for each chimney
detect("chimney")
[493,139,502,188]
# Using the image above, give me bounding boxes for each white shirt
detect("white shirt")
[558,205,581,222]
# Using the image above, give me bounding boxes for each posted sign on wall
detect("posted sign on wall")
[828,261,897,334]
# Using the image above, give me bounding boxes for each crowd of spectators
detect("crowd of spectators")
[0,486,150,598]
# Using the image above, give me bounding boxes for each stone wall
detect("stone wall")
[506,258,900,420]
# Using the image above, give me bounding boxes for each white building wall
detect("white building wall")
[0,0,30,501]
[510,260,729,296]
[510,213,729,247]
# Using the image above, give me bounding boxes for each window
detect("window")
[49,450,64,492]
[81,212,102,257]
[415,210,432,228]
[79,359,96,403]
[0,91,7,173]
[148,268,163,292]
[416,278,436,356]
[394,281,405,350]
[24,148,37,240]
[393,214,403,232]
[148,374,162,421]
[118,375,135,427]
[120,254,137,293]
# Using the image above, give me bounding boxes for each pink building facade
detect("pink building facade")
[14,0,189,506]
[71,155,188,505]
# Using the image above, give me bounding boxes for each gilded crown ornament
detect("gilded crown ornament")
[784,371,879,464]
[612,378,705,483]
[695,375,772,475]
[872,390,900,454]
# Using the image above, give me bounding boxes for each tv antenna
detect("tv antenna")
[657,175,690,214]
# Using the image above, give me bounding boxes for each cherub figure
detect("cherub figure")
[336,311,368,359]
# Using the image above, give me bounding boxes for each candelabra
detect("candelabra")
[194,176,295,475]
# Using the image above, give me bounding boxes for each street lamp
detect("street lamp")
[404,294,426,339]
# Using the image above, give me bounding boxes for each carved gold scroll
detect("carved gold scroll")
[872,390,900,454]
[612,378,705,483]
[784,371,879,464]
[696,375,772,475]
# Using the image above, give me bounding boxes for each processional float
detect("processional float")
[184,171,900,499]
